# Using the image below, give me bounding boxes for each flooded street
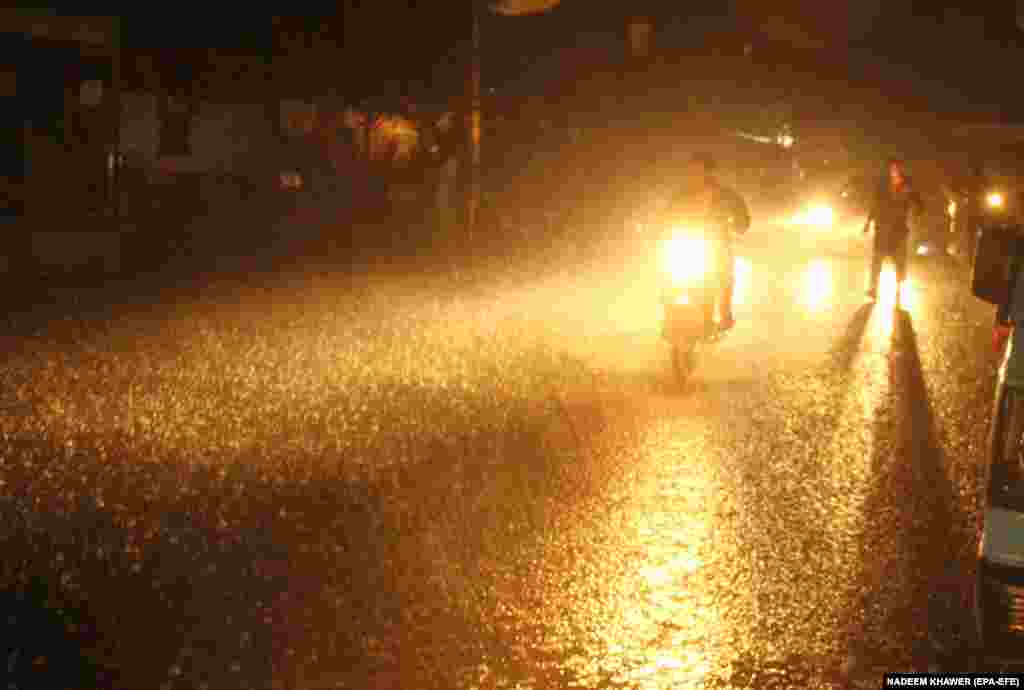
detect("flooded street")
[450,221,990,688]
[0,218,997,688]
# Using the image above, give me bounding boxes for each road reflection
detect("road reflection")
[801,259,835,312]
[734,256,752,308]
[505,423,723,689]
[874,266,923,337]
[471,238,962,686]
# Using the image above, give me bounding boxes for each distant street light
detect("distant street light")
[463,1,561,239]
[489,0,560,16]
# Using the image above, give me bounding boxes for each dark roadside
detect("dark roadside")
[0,185,609,339]
[0,199,385,305]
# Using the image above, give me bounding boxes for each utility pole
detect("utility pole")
[466,1,561,241]
[108,17,122,220]
[268,17,284,146]
[467,3,482,241]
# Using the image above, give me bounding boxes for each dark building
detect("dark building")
[2,12,121,221]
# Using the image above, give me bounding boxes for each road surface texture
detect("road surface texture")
[0,214,999,688]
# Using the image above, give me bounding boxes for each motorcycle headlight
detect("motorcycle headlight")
[806,204,835,227]
[791,203,835,228]
[663,231,711,284]
[987,191,1006,210]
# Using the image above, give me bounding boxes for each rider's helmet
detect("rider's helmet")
[874,155,907,199]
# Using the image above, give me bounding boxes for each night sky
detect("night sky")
[113,2,1024,66]
[49,4,1024,118]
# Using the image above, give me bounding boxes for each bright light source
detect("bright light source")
[663,232,710,285]
[734,130,775,145]
[947,200,957,217]
[916,243,930,256]
[806,204,834,227]
[791,204,834,228]
[876,265,921,316]
[735,255,752,297]
[801,259,834,312]
[490,0,561,16]
[987,191,1006,209]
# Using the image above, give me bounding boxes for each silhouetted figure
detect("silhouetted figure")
[960,159,986,266]
[864,157,924,305]
[666,152,750,331]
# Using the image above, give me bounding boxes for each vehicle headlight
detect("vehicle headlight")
[806,204,835,227]
[947,200,957,217]
[663,232,710,284]
[987,191,1006,210]
[791,203,835,228]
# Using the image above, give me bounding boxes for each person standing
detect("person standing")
[437,151,457,231]
[864,157,925,305]
[960,159,986,265]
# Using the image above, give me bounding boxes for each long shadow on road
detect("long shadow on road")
[832,302,874,373]
[845,308,969,676]
[711,302,880,688]
[718,301,960,687]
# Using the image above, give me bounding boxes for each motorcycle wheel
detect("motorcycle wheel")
[671,340,697,387]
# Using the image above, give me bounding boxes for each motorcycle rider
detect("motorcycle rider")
[864,157,925,304]
[666,152,751,331]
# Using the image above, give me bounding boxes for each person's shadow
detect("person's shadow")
[843,308,972,671]
[832,301,874,372]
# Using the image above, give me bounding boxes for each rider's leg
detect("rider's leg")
[719,240,735,329]
[893,236,910,306]
[867,233,884,297]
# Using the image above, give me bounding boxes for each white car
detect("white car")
[975,314,1024,666]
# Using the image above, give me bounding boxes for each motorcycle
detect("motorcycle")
[658,223,735,385]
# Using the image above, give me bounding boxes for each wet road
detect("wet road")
[470,221,996,687]
[0,217,1000,688]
